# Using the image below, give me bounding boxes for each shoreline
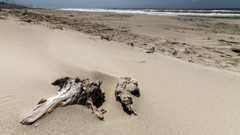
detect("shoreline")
[59,8,240,20]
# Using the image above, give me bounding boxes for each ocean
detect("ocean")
[60,8,240,19]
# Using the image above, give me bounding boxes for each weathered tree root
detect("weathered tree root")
[20,77,106,126]
[115,77,140,115]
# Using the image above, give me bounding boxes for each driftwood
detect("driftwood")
[231,47,240,53]
[101,34,113,41]
[143,43,155,53]
[115,77,140,115]
[218,38,240,45]
[21,77,106,126]
[146,46,155,53]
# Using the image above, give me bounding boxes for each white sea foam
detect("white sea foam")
[60,8,240,19]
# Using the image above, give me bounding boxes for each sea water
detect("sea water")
[60,8,240,19]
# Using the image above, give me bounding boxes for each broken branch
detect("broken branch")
[115,77,140,115]
[21,77,106,126]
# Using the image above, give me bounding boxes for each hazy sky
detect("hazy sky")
[16,0,240,9]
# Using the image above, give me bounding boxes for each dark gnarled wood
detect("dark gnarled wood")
[20,77,106,126]
[115,77,140,115]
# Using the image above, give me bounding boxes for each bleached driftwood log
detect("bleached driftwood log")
[21,77,106,126]
[115,77,140,115]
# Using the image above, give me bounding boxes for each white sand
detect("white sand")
[0,17,240,135]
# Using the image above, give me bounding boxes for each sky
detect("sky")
[14,0,240,9]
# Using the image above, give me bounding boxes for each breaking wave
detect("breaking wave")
[60,8,240,19]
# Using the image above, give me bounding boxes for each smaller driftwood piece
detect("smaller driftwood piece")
[115,77,140,115]
[21,77,106,126]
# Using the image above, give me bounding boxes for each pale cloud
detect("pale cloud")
[193,0,226,3]
[192,0,199,2]
[143,1,187,5]
[143,2,150,5]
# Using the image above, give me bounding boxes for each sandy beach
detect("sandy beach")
[0,9,240,134]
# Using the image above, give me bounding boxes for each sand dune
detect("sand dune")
[3,9,240,71]
[1,15,240,134]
